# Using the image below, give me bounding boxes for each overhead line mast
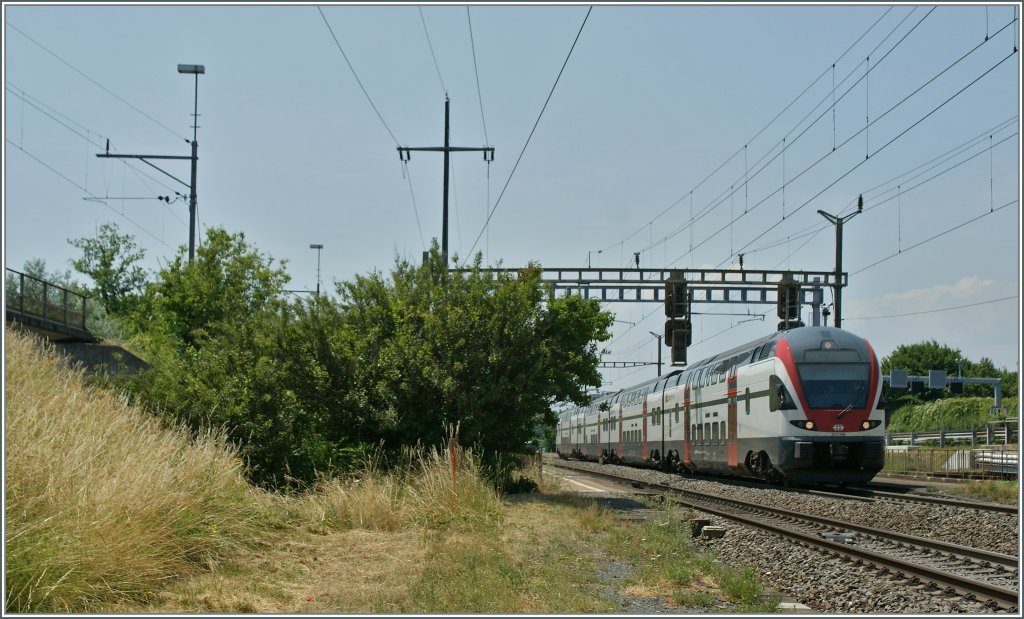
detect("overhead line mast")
[398,97,494,266]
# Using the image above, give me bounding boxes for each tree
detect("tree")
[340,245,613,466]
[68,223,148,316]
[134,227,290,349]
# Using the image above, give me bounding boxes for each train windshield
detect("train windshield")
[797,363,870,409]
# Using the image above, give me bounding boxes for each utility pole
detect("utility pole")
[817,194,862,329]
[398,97,494,266]
[649,331,663,377]
[97,63,205,262]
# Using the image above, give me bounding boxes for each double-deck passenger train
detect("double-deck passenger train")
[556,326,886,484]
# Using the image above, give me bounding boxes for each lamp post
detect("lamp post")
[177,64,204,263]
[817,194,862,330]
[310,244,324,296]
[649,331,663,377]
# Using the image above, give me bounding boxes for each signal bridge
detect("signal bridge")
[458,267,846,366]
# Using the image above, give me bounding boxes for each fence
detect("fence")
[885,419,1018,448]
[5,268,89,333]
[883,445,1018,479]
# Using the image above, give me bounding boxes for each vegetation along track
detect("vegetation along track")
[548,460,1019,611]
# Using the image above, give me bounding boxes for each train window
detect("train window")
[675,404,680,424]
[704,422,711,444]
[745,388,751,414]
[712,422,719,444]
[758,342,775,361]
[720,421,726,442]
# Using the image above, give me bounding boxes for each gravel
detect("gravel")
[549,458,1020,614]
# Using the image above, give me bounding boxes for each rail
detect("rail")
[5,268,89,333]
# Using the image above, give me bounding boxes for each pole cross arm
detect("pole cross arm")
[96,153,192,188]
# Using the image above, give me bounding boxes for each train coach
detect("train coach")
[557,326,886,484]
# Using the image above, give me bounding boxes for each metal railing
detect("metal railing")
[5,268,89,332]
[883,445,1018,479]
[886,419,1018,447]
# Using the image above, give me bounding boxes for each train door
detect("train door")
[727,366,739,467]
[641,392,649,461]
[683,376,693,465]
[617,402,623,460]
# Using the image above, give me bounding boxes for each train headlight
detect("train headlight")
[861,420,881,430]
[789,420,816,431]
[805,421,815,430]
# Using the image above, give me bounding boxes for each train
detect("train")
[556,326,886,485]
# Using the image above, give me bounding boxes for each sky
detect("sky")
[3,2,1021,391]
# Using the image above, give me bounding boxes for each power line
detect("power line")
[702,39,1017,270]
[594,5,900,256]
[7,138,175,251]
[755,123,1017,267]
[402,162,427,252]
[419,7,447,97]
[316,5,400,146]
[7,22,186,143]
[466,5,592,259]
[629,7,936,264]
[467,7,489,146]
[851,200,1016,276]
[844,296,1017,321]
[6,84,180,198]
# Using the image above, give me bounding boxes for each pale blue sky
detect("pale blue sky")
[3,2,1021,385]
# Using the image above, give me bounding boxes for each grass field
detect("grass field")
[5,326,776,613]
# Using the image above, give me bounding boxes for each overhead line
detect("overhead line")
[595,5,899,255]
[7,138,175,250]
[466,5,592,259]
[851,200,1016,276]
[419,7,447,97]
[467,7,489,145]
[7,22,186,143]
[694,38,1017,270]
[6,84,179,195]
[630,6,934,261]
[844,296,1018,321]
[756,124,1017,264]
[317,6,400,145]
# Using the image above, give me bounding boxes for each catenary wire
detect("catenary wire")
[419,6,447,97]
[466,5,592,259]
[594,5,899,255]
[851,200,1016,276]
[844,296,1017,322]
[467,7,490,146]
[7,23,187,143]
[8,138,176,250]
[317,6,401,146]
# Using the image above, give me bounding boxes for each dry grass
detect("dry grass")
[6,325,764,614]
[4,327,272,612]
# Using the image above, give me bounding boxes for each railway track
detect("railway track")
[848,486,1019,515]
[548,460,1020,611]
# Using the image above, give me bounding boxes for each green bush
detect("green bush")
[888,397,1017,432]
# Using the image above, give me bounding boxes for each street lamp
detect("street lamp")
[310,244,324,296]
[649,331,663,377]
[178,63,204,262]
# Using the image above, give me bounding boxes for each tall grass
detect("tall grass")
[4,327,270,612]
[298,439,504,533]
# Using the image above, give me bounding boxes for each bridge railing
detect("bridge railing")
[5,268,89,332]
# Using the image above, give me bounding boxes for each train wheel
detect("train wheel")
[747,450,774,479]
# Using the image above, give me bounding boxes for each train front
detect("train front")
[771,326,886,484]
